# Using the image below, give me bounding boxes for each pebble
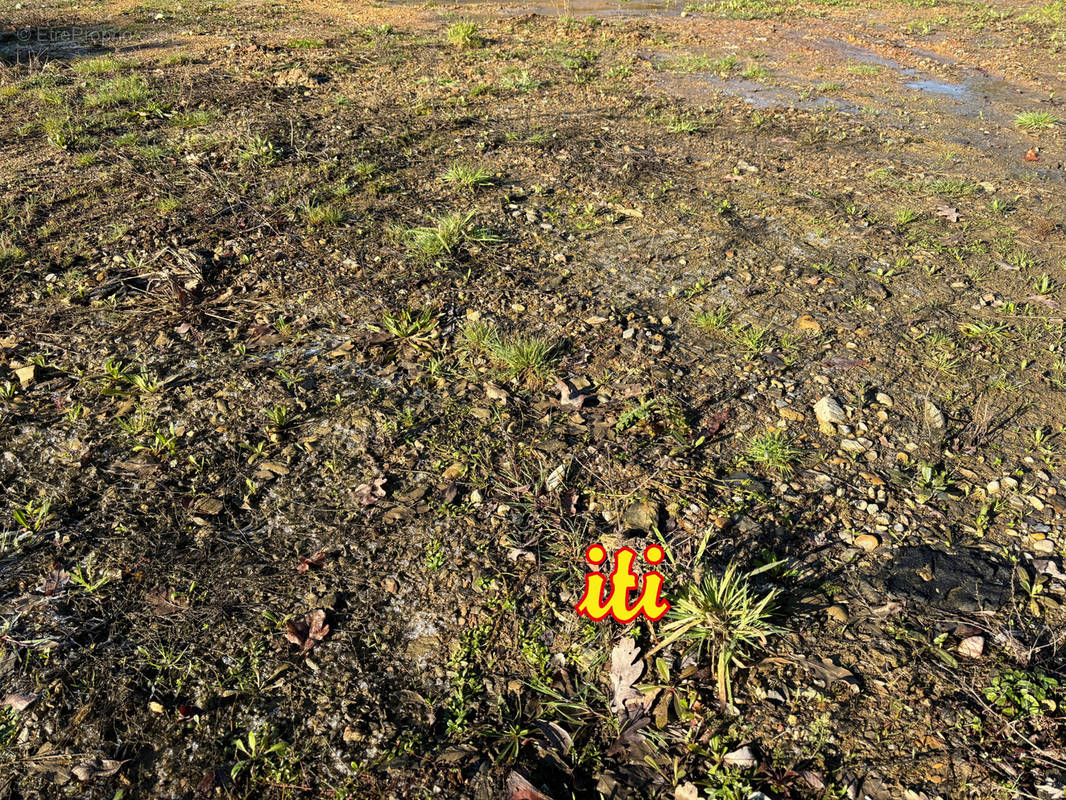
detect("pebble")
[1002,476,1019,491]
[814,396,846,433]
[875,392,893,407]
[986,480,1000,495]
[855,533,880,552]
[796,314,822,333]
[957,635,984,659]
[826,605,849,623]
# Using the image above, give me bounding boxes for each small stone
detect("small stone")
[855,533,880,552]
[841,439,866,454]
[1029,496,1045,511]
[875,392,893,407]
[796,315,822,333]
[814,396,846,434]
[826,604,848,623]
[1002,477,1019,491]
[957,635,984,659]
[621,500,658,533]
[986,480,1000,495]
[1032,539,1055,554]
[780,407,805,422]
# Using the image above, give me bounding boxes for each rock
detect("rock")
[957,635,984,659]
[779,407,805,422]
[795,315,822,333]
[621,500,658,533]
[875,392,893,407]
[814,396,846,434]
[841,439,867,454]
[723,745,758,769]
[986,480,1000,495]
[1001,476,1019,491]
[855,533,880,552]
[1032,539,1055,554]
[826,604,849,623]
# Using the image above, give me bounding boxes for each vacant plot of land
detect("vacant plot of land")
[0,0,1064,797]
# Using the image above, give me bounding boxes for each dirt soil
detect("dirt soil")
[1,0,1065,797]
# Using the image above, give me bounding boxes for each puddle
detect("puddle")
[428,0,687,17]
[904,78,970,100]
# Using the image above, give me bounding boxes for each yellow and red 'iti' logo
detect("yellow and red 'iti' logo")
[575,544,670,623]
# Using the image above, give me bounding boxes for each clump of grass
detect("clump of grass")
[72,55,134,75]
[461,320,501,352]
[446,21,481,49]
[238,134,278,166]
[693,306,732,330]
[441,162,493,192]
[170,110,215,128]
[655,561,784,709]
[666,116,699,134]
[815,80,843,92]
[741,63,770,79]
[665,54,737,75]
[401,211,496,259]
[894,208,921,226]
[746,429,799,474]
[85,75,148,108]
[847,63,882,76]
[303,203,343,227]
[732,323,773,359]
[286,38,325,49]
[925,178,975,198]
[0,238,25,268]
[489,336,559,383]
[1020,1,1066,26]
[1015,111,1060,131]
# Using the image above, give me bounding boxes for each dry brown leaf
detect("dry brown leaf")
[506,771,554,800]
[72,758,124,782]
[3,692,37,711]
[609,637,644,718]
[296,551,326,574]
[284,609,330,653]
[354,476,387,506]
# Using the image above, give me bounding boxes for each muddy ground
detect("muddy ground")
[0,0,1065,797]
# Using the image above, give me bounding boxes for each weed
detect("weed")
[447,21,481,49]
[1014,111,1060,131]
[694,306,732,331]
[489,336,559,383]
[984,669,1060,718]
[655,561,784,708]
[746,429,800,474]
[401,211,496,259]
[303,202,343,227]
[85,75,149,108]
[231,728,291,783]
[381,309,438,341]
[441,162,493,192]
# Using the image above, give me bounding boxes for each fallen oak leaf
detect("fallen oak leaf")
[72,758,124,782]
[3,692,37,711]
[1024,147,1040,162]
[506,771,555,800]
[353,476,387,506]
[284,609,329,653]
[555,379,587,410]
[40,566,69,596]
[609,637,645,718]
